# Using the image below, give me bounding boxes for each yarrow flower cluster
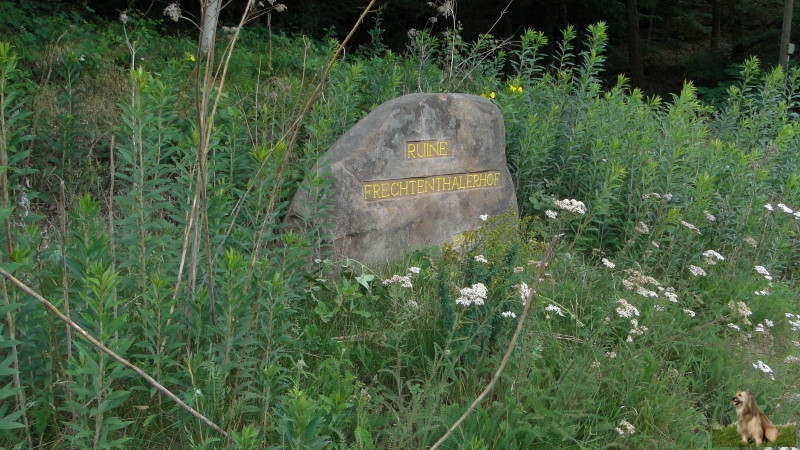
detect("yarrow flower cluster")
[518,282,531,303]
[622,269,662,299]
[615,299,639,319]
[474,254,488,263]
[626,319,648,342]
[702,249,725,265]
[554,198,587,215]
[752,360,775,380]
[601,258,615,269]
[786,313,800,332]
[743,236,757,248]
[456,283,487,306]
[663,287,678,303]
[501,311,517,319]
[163,3,182,22]
[688,265,706,277]
[683,308,696,318]
[754,265,773,281]
[383,275,412,289]
[544,304,565,318]
[728,301,753,326]
[545,210,558,219]
[703,210,716,221]
[615,419,636,435]
[680,220,701,234]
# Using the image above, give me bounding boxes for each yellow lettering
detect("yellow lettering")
[362,171,502,201]
[405,140,451,159]
[407,143,417,159]
[442,176,452,191]
[398,180,408,196]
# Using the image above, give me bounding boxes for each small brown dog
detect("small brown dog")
[733,390,779,445]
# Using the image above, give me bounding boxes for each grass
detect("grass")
[0,3,798,449]
[712,423,796,448]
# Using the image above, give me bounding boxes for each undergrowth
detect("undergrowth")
[0,2,798,449]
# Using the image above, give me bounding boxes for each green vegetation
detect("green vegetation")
[0,3,798,449]
[712,423,796,447]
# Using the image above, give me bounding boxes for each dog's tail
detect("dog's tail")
[765,424,780,442]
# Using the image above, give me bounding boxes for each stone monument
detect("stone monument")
[288,93,517,263]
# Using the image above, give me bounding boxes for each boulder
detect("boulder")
[288,93,517,263]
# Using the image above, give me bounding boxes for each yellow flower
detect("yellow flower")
[188,54,196,62]
[509,85,523,93]
[489,91,495,99]
[480,91,496,100]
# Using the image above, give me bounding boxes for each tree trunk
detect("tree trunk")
[711,0,722,50]
[200,0,221,55]
[779,0,794,69]
[626,0,645,87]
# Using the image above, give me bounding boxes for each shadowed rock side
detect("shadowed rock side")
[288,92,518,263]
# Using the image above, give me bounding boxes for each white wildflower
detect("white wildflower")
[605,351,617,359]
[785,355,800,364]
[764,319,774,327]
[754,289,770,296]
[702,250,725,265]
[664,288,678,303]
[408,300,420,310]
[163,3,182,22]
[634,222,650,234]
[554,198,587,215]
[777,203,793,214]
[615,419,636,435]
[687,265,706,277]
[545,209,558,219]
[544,304,565,317]
[754,265,773,281]
[120,11,130,24]
[727,323,741,331]
[601,258,616,269]
[651,240,660,248]
[455,283,487,307]
[501,311,517,319]
[591,361,601,368]
[663,193,673,201]
[764,203,774,211]
[683,309,696,318]
[653,304,665,312]
[479,214,489,221]
[383,274,413,289]
[408,266,421,274]
[513,266,524,273]
[274,3,286,12]
[786,313,800,332]
[752,360,775,380]
[626,319,648,341]
[680,220,701,234]
[743,236,757,248]
[474,254,488,263]
[616,299,639,319]
[642,192,661,200]
[703,210,716,221]
[636,286,658,298]
[518,282,531,303]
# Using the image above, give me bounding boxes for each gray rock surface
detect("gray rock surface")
[288,93,517,263]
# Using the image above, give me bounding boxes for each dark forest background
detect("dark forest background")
[2,0,796,99]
